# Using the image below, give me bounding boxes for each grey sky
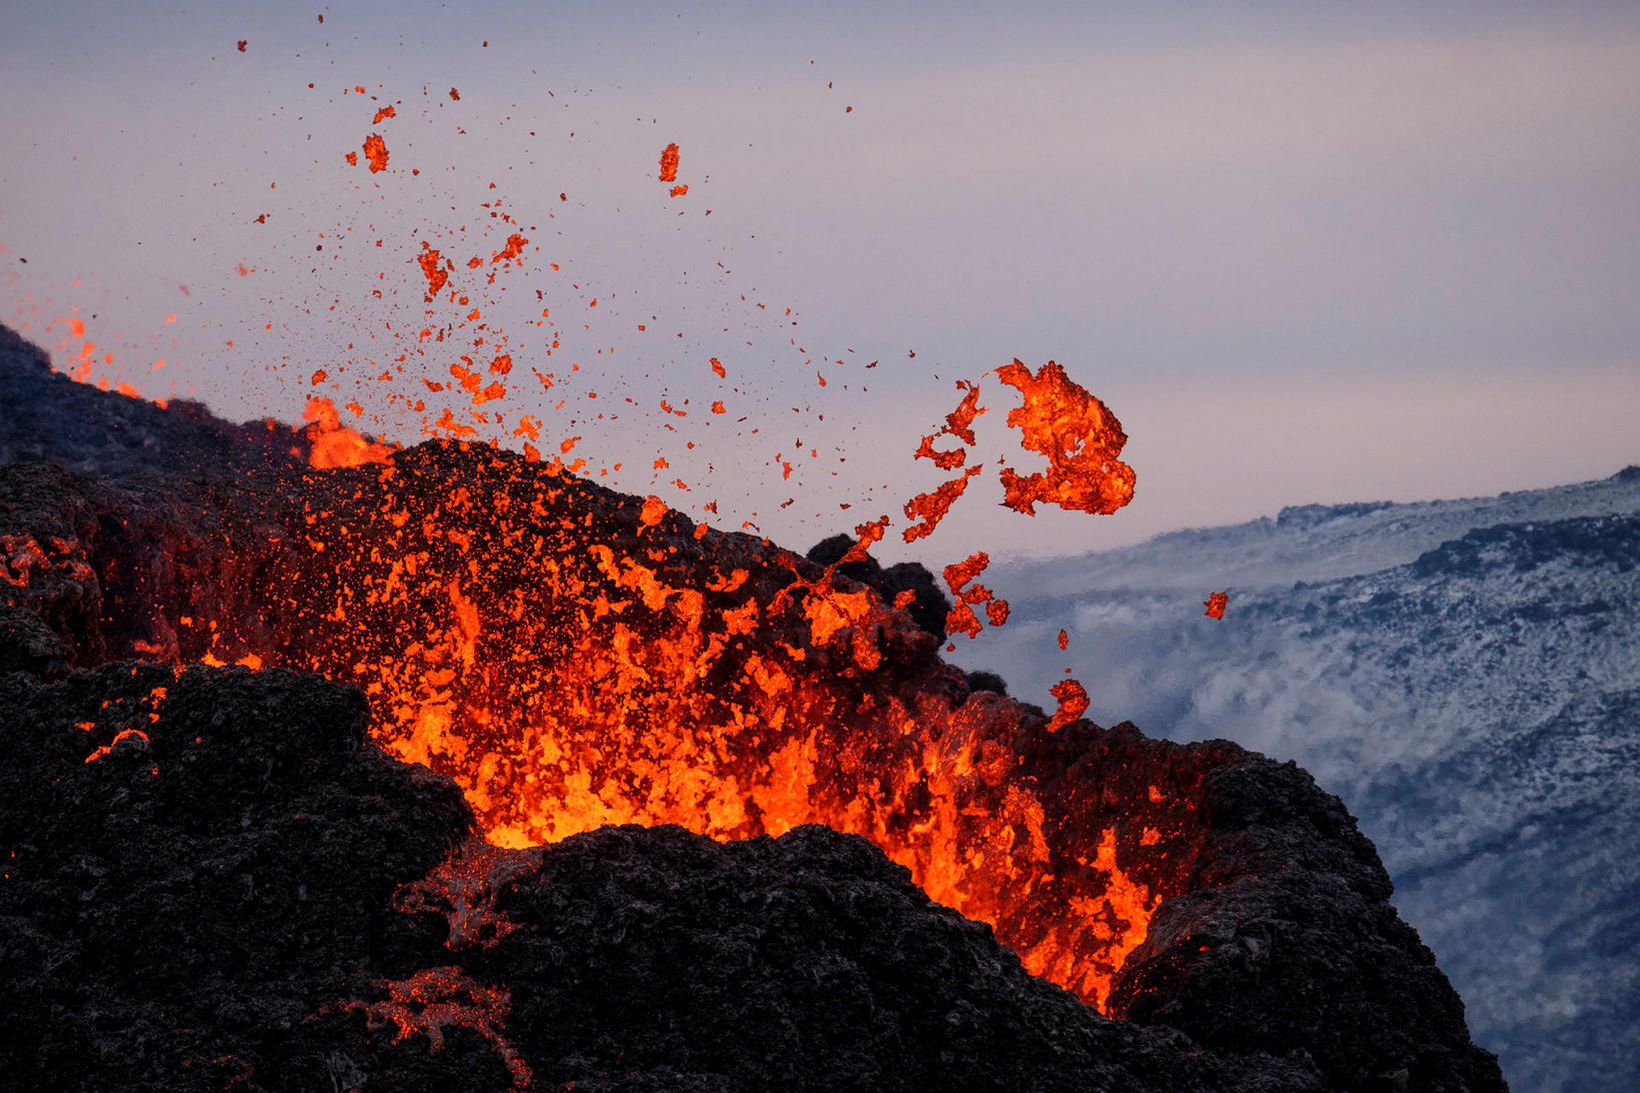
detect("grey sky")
[3,1,1637,562]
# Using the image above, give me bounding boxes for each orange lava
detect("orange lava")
[255,446,1170,1012]
[83,728,150,764]
[417,246,450,299]
[1204,591,1228,619]
[490,234,528,266]
[942,551,1008,639]
[995,359,1135,517]
[1046,679,1089,733]
[340,967,529,1089]
[658,142,680,183]
[363,133,389,173]
[902,465,981,543]
[302,397,395,468]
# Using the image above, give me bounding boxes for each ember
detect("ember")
[363,133,389,173]
[995,359,1135,517]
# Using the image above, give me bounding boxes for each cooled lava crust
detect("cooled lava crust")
[0,325,1505,1091]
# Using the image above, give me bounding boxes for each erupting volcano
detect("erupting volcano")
[0,321,1505,1091]
[0,25,1509,1089]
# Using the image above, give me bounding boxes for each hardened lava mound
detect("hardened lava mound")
[0,326,1505,1091]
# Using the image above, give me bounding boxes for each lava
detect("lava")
[1204,591,1228,619]
[1047,679,1090,733]
[363,133,390,173]
[995,358,1135,516]
[942,551,1008,639]
[303,397,396,468]
[198,433,1165,1012]
[340,967,530,1089]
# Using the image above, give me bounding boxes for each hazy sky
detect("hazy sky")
[3,1,1638,562]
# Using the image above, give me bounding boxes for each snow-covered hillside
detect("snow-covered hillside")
[956,467,1640,1093]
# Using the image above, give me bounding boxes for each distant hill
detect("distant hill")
[959,468,1640,1093]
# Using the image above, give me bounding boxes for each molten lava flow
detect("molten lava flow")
[340,967,530,1089]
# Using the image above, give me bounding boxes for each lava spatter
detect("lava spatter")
[363,133,389,173]
[902,465,981,543]
[417,245,451,299]
[1046,679,1089,733]
[303,397,395,468]
[995,359,1135,517]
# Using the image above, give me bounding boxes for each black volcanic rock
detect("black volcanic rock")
[0,658,1327,1092]
[0,664,484,1091]
[0,324,1507,1090]
[1113,759,1499,1091]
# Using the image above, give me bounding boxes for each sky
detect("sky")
[3,1,1638,563]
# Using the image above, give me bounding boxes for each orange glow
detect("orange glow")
[1204,591,1228,619]
[1046,679,1089,733]
[302,397,396,468]
[994,359,1135,517]
[363,133,389,173]
[339,967,529,1089]
[658,142,680,183]
[231,445,1173,1012]
[84,728,151,764]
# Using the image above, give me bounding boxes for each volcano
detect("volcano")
[0,323,1505,1091]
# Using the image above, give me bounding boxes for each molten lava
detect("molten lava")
[163,421,1172,1013]
[303,397,395,468]
[995,358,1135,516]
